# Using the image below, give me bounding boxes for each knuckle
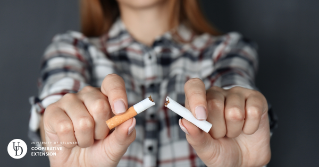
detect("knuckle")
[210,86,223,92]
[249,90,262,99]
[228,87,240,92]
[250,90,266,99]
[76,116,94,131]
[207,99,224,111]
[228,87,246,95]
[232,86,242,90]
[45,103,56,113]
[226,107,244,121]
[210,86,223,91]
[57,120,74,135]
[81,86,96,93]
[92,99,109,116]
[43,103,58,118]
[247,106,262,120]
[62,93,78,101]
[230,86,244,91]
[251,89,261,95]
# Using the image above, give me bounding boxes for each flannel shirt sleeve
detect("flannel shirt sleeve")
[210,32,258,90]
[28,31,92,143]
[209,31,277,141]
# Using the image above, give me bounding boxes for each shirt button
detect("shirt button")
[150,84,155,88]
[150,114,155,119]
[149,55,152,59]
[148,146,153,152]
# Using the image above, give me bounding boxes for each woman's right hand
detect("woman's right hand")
[41,74,136,167]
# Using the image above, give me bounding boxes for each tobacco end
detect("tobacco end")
[164,97,170,106]
[148,96,154,102]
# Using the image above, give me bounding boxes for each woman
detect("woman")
[29,0,272,166]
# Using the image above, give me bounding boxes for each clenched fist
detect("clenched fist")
[41,74,136,167]
[180,78,271,167]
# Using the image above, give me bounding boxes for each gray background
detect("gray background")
[0,0,318,166]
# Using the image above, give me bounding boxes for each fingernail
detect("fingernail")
[179,119,189,135]
[128,118,136,135]
[114,100,126,114]
[195,106,207,121]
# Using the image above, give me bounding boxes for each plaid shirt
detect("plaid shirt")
[29,18,266,167]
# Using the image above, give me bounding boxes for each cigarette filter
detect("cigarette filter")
[106,96,155,130]
[165,96,212,133]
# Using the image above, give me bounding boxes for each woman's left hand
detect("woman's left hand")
[181,78,271,167]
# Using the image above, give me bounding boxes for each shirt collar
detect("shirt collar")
[102,18,195,53]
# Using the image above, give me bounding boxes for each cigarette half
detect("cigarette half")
[165,96,212,133]
[106,96,155,130]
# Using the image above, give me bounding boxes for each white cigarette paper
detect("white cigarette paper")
[165,96,212,133]
[134,97,156,114]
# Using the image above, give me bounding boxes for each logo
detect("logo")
[7,139,27,159]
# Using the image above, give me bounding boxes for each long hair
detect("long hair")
[81,0,220,37]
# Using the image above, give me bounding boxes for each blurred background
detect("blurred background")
[0,0,318,166]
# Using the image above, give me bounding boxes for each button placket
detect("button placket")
[142,46,160,166]
[143,91,159,166]
[144,51,157,79]
[144,138,157,151]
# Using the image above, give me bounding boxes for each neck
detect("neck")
[119,1,176,46]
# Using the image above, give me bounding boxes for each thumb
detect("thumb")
[103,118,136,164]
[180,118,220,164]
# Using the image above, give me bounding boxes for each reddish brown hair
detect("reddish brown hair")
[81,0,220,37]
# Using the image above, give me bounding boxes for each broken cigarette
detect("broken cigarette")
[106,96,155,130]
[165,96,212,133]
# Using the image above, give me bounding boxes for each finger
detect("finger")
[60,93,94,148]
[206,87,226,139]
[242,94,265,135]
[225,93,245,138]
[184,78,208,121]
[179,118,219,164]
[79,86,112,140]
[101,74,128,115]
[103,118,136,163]
[185,96,190,109]
[43,104,77,149]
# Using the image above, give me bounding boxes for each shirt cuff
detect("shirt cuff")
[213,71,257,90]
